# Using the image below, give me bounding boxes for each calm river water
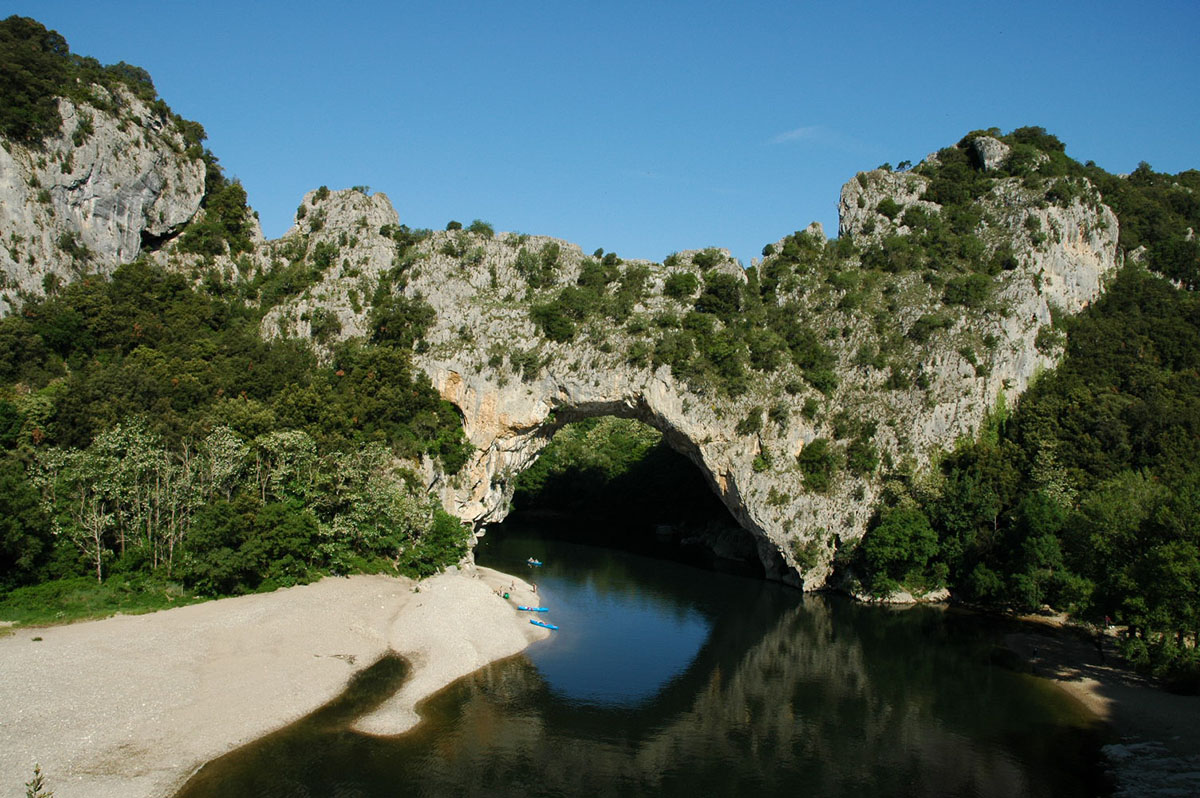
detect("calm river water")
[174,519,1109,797]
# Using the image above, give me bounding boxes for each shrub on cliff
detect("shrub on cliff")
[798,437,838,493]
[942,273,992,308]
[876,197,902,220]
[177,167,254,256]
[663,272,698,300]
[695,273,742,322]
[369,294,436,349]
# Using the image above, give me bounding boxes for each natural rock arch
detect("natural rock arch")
[246,164,1117,590]
[0,83,1133,590]
[426,373,795,582]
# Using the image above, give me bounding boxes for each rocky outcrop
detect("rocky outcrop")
[838,169,939,240]
[0,87,206,313]
[971,136,1011,171]
[258,187,402,342]
[255,155,1119,588]
[0,104,1123,588]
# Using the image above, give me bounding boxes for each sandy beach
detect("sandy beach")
[0,564,548,798]
[1006,625,1200,796]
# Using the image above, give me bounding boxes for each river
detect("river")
[173,517,1109,797]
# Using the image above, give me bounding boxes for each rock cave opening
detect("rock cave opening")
[494,415,779,579]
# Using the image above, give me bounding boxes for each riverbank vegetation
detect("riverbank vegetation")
[850,148,1200,689]
[855,263,1200,689]
[0,258,471,626]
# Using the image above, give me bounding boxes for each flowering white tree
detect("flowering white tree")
[33,446,115,582]
[197,425,249,503]
[254,430,318,503]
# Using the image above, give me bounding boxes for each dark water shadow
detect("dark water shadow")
[171,655,411,798]
[172,522,1114,798]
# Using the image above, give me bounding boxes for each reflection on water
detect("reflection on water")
[174,519,1108,798]
[526,575,710,706]
[490,528,718,707]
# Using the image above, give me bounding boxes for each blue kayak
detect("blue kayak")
[530,619,558,630]
[518,606,549,612]
[526,558,543,567]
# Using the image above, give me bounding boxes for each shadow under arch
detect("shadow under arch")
[498,402,790,581]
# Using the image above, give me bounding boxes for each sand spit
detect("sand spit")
[1006,628,1200,796]
[0,565,548,798]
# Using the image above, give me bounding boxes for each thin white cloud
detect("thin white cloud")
[769,125,823,145]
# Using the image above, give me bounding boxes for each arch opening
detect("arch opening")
[495,413,780,579]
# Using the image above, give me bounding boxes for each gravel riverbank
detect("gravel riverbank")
[1006,625,1200,796]
[0,565,547,798]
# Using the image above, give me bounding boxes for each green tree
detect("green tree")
[179,496,256,595]
[695,273,742,322]
[369,294,436,349]
[943,273,992,308]
[663,272,699,300]
[177,158,253,256]
[876,197,902,219]
[467,219,494,237]
[0,16,69,143]
[858,506,941,596]
[798,438,838,493]
[0,456,53,588]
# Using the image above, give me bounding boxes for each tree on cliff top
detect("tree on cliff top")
[0,16,70,143]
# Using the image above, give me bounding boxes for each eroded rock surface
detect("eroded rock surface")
[1,110,1123,588]
[254,163,1119,588]
[971,136,1012,171]
[0,89,206,312]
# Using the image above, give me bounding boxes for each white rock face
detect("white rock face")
[259,187,402,343]
[838,169,941,240]
[970,136,1011,171]
[258,169,1119,589]
[0,88,206,312]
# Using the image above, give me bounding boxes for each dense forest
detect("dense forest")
[0,257,473,618]
[0,17,473,623]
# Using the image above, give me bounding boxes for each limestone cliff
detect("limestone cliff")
[1,105,1122,589]
[250,141,1119,589]
[0,88,207,312]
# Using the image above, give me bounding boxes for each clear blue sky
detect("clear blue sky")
[13,1,1200,265]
